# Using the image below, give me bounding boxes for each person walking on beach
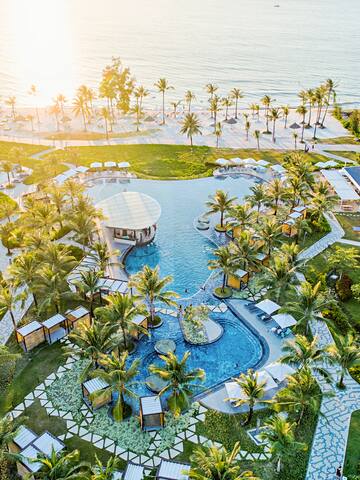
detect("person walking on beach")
[336,465,342,479]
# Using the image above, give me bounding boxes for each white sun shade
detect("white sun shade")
[272,313,297,329]
[118,161,131,168]
[271,164,286,174]
[104,161,117,168]
[97,191,161,230]
[90,162,103,169]
[255,299,280,315]
[243,157,257,165]
[257,159,270,167]
[257,370,278,390]
[230,157,243,165]
[265,362,296,382]
[216,158,229,166]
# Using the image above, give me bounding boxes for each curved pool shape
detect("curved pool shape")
[88,176,256,295]
[128,310,264,400]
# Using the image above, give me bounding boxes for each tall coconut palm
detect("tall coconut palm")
[230,232,260,272]
[170,100,182,118]
[45,184,67,228]
[280,334,331,381]
[258,256,296,303]
[92,351,140,422]
[321,79,337,128]
[244,120,251,141]
[227,203,254,232]
[0,282,26,329]
[326,245,359,281]
[205,83,218,118]
[5,96,16,121]
[134,85,149,114]
[266,178,285,216]
[230,88,244,119]
[28,84,40,124]
[312,86,325,139]
[257,217,282,255]
[35,267,74,314]
[253,129,261,150]
[306,88,315,127]
[222,97,233,121]
[245,183,267,222]
[154,78,173,125]
[296,105,308,143]
[99,107,111,139]
[149,351,205,415]
[55,93,67,117]
[225,370,266,425]
[208,245,234,293]
[38,242,77,277]
[24,202,57,232]
[292,132,298,150]
[72,93,90,131]
[328,332,360,388]
[67,320,119,379]
[73,269,102,322]
[309,192,337,222]
[281,105,290,128]
[283,281,328,335]
[189,442,258,480]
[274,368,328,424]
[206,190,236,229]
[96,293,147,350]
[32,448,89,480]
[1,161,13,187]
[68,212,97,247]
[209,95,221,132]
[8,252,41,309]
[215,121,222,148]
[0,200,18,223]
[129,265,178,326]
[49,102,61,131]
[260,95,273,133]
[184,90,196,113]
[269,107,281,143]
[180,113,202,147]
[91,241,118,275]
[259,415,307,473]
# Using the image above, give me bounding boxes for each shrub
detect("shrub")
[349,365,360,384]
[322,302,353,334]
[336,274,353,301]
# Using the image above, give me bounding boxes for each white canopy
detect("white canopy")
[90,162,103,169]
[321,169,360,201]
[104,161,117,168]
[257,370,278,390]
[243,157,257,165]
[225,370,277,400]
[97,191,161,231]
[118,161,131,168]
[75,166,89,173]
[230,157,243,165]
[265,362,296,383]
[272,313,297,329]
[216,158,229,166]
[255,299,281,315]
[257,159,270,167]
[271,164,286,174]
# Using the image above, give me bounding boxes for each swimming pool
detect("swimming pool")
[128,309,264,400]
[88,176,256,296]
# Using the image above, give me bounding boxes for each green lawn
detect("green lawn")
[23,159,68,185]
[0,140,48,159]
[44,145,331,180]
[43,129,159,141]
[344,410,360,476]
[336,213,360,241]
[324,150,360,163]
[0,192,17,220]
[317,136,360,145]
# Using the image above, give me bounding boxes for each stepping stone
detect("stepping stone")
[39,399,48,406]
[188,424,196,433]
[198,405,208,413]
[12,410,22,419]
[66,420,76,428]
[198,435,208,444]
[189,417,198,425]
[24,399,33,408]
[14,403,25,411]
[174,443,183,453]
[104,438,114,448]
[105,444,116,453]
[78,427,88,437]
[47,373,56,380]
[92,434,103,443]
[63,412,73,420]
[44,379,54,386]
[128,452,137,461]
[187,434,199,443]
[169,449,178,459]
[94,439,104,449]
[149,431,157,438]
[58,434,66,441]
[119,452,128,461]
[160,450,171,459]
[68,426,79,435]
[25,392,34,400]
[144,459,154,467]
[177,431,185,439]
[140,455,149,464]
[153,457,161,467]
[197,413,206,421]
[82,433,93,442]
[115,446,125,455]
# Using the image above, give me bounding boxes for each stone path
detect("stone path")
[338,238,360,247]
[306,320,360,480]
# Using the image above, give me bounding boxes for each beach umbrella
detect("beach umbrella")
[227,118,237,124]
[255,299,281,315]
[289,122,301,129]
[118,162,131,169]
[216,158,229,166]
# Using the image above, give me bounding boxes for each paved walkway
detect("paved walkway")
[306,320,360,480]
[338,238,360,247]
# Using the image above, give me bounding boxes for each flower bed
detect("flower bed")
[181,305,209,344]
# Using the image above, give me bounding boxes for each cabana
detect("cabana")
[282,218,297,238]
[82,378,111,410]
[16,321,45,352]
[9,426,37,453]
[130,314,148,340]
[265,362,296,383]
[17,445,43,478]
[104,161,117,168]
[243,158,257,166]
[157,460,190,480]
[255,299,280,316]
[90,162,103,169]
[255,252,269,268]
[95,277,129,298]
[139,395,164,430]
[227,269,249,290]
[291,205,308,218]
[42,314,67,344]
[272,313,297,330]
[96,192,161,246]
[321,169,360,210]
[123,464,145,480]
[65,306,91,331]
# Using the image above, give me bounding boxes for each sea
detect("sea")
[0,0,359,108]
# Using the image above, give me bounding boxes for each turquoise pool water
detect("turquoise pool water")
[88,176,255,295]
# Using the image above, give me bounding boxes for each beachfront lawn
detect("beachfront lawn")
[335,213,360,241]
[317,136,360,145]
[324,150,360,163]
[43,128,159,141]
[43,145,331,180]
[0,140,48,160]
[23,158,68,184]
[344,410,360,477]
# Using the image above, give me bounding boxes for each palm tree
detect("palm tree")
[306,88,315,127]
[296,105,308,143]
[321,79,337,127]
[208,245,234,293]
[258,256,296,303]
[225,370,266,425]
[55,93,67,117]
[205,83,218,118]
[68,212,96,247]
[9,252,41,308]
[260,95,273,133]
[67,320,119,378]
[0,345,21,365]
[189,442,258,480]
[266,178,285,216]
[73,269,102,322]
[259,414,307,473]
[215,121,222,148]
[134,85,149,114]
[35,267,74,314]
[328,332,360,388]
[283,281,328,335]
[32,448,89,479]
[170,100,182,118]
[280,334,331,381]
[269,108,281,143]
[96,293,147,350]
[274,368,327,424]
[230,88,243,119]
[184,90,196,113]
[222,97,233,121]
[91,241,117,274]
[281,105,290,128]
[91,455,123,480]
[312,86,325,139]
[209,96,221,132]
[309,192,337,223]
[0,282,26,328]
[326,245,359,281]
[230,232,260,272]
[292,132,298,150]
[154,78,173,125]
[1,161,13,187]
[0,199,18,223]
[99,107,111,139]
[38,242,77,277]
[26,114,35,131]
[72,93,90,131]
[206,190,236,229]
[244,120,251,141]
[298,89,307,106]
[253,129,261,150]
[92,351,140,422]
[257,217,282,255]
[245,183,267,222]
[129,265,178,326]
[180,113,202,147]
[149,351,205,415]
[28,84,40,124]
[5,96,16,120]
[49,102,61,131]
[227,203,255,233]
